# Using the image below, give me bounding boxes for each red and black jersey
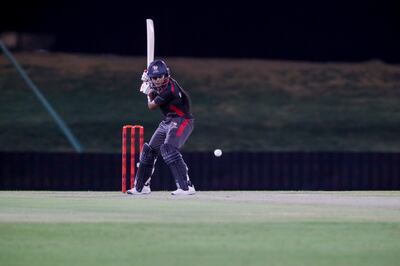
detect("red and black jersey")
[154,79,193,119]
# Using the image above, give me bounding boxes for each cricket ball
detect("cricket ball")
[214,149,222,157]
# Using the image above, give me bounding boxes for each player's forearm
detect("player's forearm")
[147,97,159,110]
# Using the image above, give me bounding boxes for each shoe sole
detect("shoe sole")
[127,191,151,195]
[171,192,196,196]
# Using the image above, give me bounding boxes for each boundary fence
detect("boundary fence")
[1,151,399,191]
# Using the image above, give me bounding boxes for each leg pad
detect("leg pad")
[135,143,157,191]
[160,144,189,190]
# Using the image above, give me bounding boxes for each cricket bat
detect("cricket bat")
[146,19,154,66]
[141,19,154,95]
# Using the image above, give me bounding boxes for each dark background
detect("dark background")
[2,1,400,191]
[1,0,399,62]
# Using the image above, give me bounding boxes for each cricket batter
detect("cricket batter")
[127,59,196,195]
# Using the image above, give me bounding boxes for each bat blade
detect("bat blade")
[146,19,154,67]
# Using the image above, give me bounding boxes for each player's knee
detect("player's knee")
[160,143,181,165]
[140,143,157,165]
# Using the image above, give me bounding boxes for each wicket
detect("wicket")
[122,125,144,193]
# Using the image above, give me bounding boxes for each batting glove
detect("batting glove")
[141,69,149,82]
[140,82,151,95]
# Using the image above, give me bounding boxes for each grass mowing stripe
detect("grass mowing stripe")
[1,223,399,266]
[1,191,400,265]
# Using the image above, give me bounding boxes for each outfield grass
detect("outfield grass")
[1,53,400,152]
[1,191,399,266]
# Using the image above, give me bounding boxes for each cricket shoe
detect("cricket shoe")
[171,185,196,196]
[127,185,151,195]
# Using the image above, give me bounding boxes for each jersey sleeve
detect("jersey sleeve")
[154,87,174,105]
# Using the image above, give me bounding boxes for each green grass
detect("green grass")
[1,191,400,266]
[1,53,400,152]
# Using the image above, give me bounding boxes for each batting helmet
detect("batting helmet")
[147,59,170,78]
